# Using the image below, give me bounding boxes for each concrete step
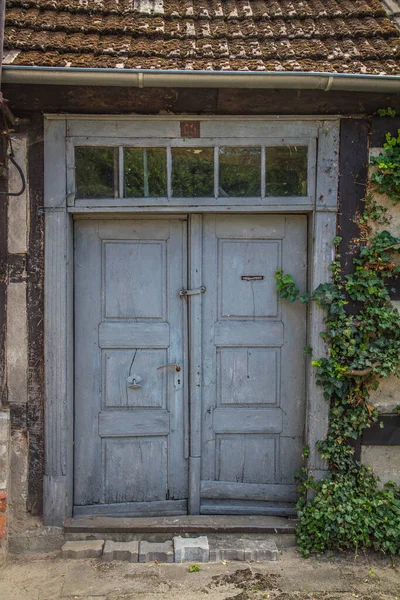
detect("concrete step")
[64,515,296,542]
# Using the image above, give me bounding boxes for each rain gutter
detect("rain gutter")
[2,66,400,93]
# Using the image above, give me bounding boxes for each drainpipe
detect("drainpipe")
[2,66,400,93]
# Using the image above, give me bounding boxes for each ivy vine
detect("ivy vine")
[275,132,400,557]
[371,129,400,204]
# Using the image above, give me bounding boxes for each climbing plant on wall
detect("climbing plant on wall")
[275,123,400,557]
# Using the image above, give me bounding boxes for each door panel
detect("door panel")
[74,219,187,516]
[201,215,307,514]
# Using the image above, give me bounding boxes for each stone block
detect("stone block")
[62,540,105,559]
[139,540,174,563]
[103,540,139,562]
[0,412,9,443]
[173,536,209,563]
[361,445,400,487]
[6,283,28,405]
[8,135,28,255]
[209,537,278,562]
[8,527,64,555]
[0,446,7,490]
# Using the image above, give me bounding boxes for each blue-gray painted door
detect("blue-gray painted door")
[74,219,188,516]
[74,215,307,517]
[200,215,307,515]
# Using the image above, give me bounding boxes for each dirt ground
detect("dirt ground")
[0,547,399,600]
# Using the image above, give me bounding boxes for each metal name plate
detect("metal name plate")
[241,275,264,281]
[180,121,200,138]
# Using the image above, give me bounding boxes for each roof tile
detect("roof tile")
[4,0,400,74]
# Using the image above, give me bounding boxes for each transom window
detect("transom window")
[74,143,309,201]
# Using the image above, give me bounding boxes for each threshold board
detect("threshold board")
[64,515,297,535]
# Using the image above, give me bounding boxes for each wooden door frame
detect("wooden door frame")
[43,115,339,525]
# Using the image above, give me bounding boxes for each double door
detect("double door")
[74,215,307,516]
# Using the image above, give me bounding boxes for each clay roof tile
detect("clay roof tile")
[3,0,400,74]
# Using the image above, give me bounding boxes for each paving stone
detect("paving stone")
[139,540,174,563]
[62,540,104,559]
[173,536,209,563]
[102,540,139,562]
[209,537,278,562]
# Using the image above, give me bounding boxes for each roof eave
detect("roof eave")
[2,65,400,93]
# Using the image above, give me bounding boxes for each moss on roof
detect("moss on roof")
[3,0,400,74]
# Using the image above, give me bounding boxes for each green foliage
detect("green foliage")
[377,107,397,118]
[371,130,400,204]
[296,469,400,557]
[275,180,400,556]
[189,564,200,572]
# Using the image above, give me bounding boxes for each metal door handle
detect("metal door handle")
[126,374,143,389]
[179,286,206,297]
[157,363,181,372]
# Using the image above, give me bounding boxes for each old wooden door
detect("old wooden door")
[74,218,188,516]
[200,215,307,515]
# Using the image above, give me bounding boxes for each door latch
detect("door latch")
[179,286,206,297]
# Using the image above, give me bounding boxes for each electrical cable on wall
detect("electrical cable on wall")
[0,95,26,197]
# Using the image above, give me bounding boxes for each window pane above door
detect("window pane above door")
[171,148,214,197]
[265,146,308,197]
[219,147,261,198]
[75,147,117,198]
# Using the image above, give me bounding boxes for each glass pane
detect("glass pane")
[219,147,261,197]
[75,147,116,198]
[265,146,308,196]
[172,148,214,197]
[124,148,167,197]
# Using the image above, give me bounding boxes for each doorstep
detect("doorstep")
[64,515,297,536]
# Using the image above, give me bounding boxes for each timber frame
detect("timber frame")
[43,115,340,525]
